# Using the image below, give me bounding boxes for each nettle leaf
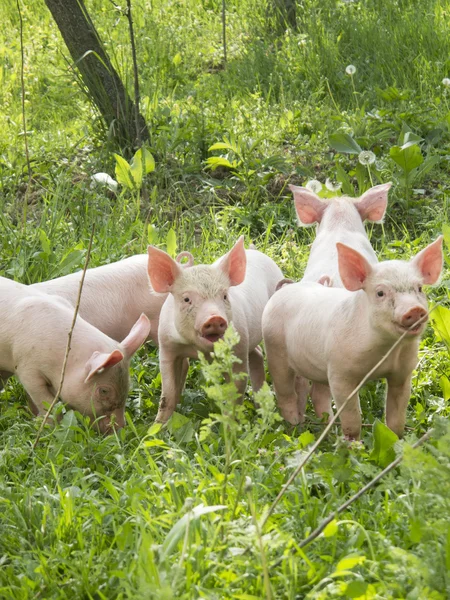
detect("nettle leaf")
[166,228,177,257]
[390,144,423,175]
[430,305,450,348]
[329,133,362,154]
[370,419,399,468]
[114,153,134,189]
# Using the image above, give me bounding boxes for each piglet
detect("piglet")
[262,237,443,439]
[0,277,150,432]
[147,237,284,423]
[289,182,391,419]
[32,251,194,345]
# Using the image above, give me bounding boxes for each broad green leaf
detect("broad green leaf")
[336,555,366,572]
[55,248,85,277]
[144,439,170,449]
[147,422,162,436]
[172,52,182,66]
[336,164,354,195]
[443,223,450,250]
[39,229,51,258]
[345,581,369,598]
[166,228,177,257]
[114,153,134,189]
[430,305,450,347]
[401,131,423,149]
[409,517,423,543]
[439,376,450,401]
[209,142,235,151]
[409,155,440,184]
[390,144,423,175]
[147,223,159,245]
[446,525,450,571]
[323,519,338,537]
[329,133,362,154]
[160,504,227,561]
[129,147,155,188]
[299,430,315,448]
[370,419,399,468]
[206,156,235,170]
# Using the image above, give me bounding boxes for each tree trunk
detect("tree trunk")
[44,0,149,151]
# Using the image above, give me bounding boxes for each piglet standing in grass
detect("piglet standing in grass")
[262,237,443,439]
[0,278,150,432]
[289,182,391,420]
[147,237,284,423]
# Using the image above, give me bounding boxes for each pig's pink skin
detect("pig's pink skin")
[262,237,443,439]
[0,277,150,430]
[32,255,162,345]
[289,183,391,421]
[148,237,284,423]
[290,183,391,287]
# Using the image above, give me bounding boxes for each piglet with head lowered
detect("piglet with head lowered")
[262,236,443,439]
[0,277,150,432]
[147,237,284,423]
[288,182,391,420]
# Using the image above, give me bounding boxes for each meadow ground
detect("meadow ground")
[0,0,449,597]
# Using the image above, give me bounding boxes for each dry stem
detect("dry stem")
[32,226,95,449]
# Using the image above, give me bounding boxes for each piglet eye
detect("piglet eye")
[377,290,384,298]
[184,297,190,303]
[223,294,227,301]
[418,285,423,293]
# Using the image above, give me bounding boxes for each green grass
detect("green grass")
[0,0,450,597]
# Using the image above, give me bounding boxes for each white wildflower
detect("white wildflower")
[442,78,450,87]
[305,179,322,194]
[91,172,118,193]
[325,178,342,192]
[345,64,356,76]
[358,150,376,166]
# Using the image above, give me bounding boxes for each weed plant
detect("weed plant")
[0,0,449,597]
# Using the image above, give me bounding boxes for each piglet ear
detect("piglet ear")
[147,246,183,293]
[337,243,372,291]
[84,349,124,383]
[411,236,443,285]
[120,314,151,358]
[289,184,327,226]
[355,182,391,223]
[218,236,247,286]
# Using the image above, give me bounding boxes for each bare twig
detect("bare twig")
[33,226,95,449]
[260,302,445,530]
[125,0,148,202]
[298,428,434,548]
[17,0,32,218]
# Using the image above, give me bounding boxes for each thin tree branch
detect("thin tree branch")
[298,428,434,548]
[16,0,32,215]
[260,301,446,530]
[125,0,141,149]
[33,225,95,449]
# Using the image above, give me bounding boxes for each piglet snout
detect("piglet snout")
[201,316,227,341]
[401,306,427,329]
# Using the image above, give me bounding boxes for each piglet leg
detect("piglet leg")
[155,353,185,423]
[385,375,412,437]
[248,346,265,392]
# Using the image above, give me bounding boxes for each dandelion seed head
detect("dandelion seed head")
[442,78,450,87]
[305,179,323,194]
[325,178,342,192]
[345,64,356,76]
[358,150,376,166]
